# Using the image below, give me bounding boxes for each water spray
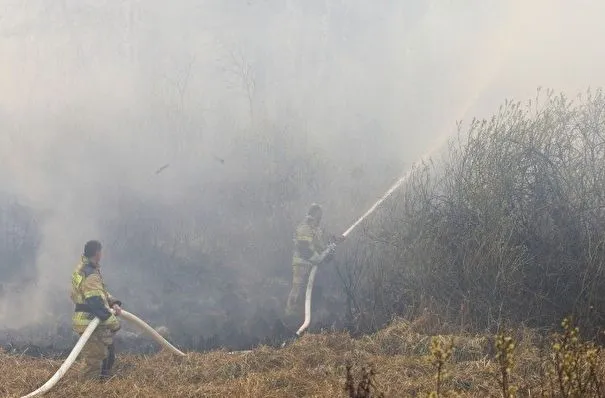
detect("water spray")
[296,165,418,336]
[20,309,185,398]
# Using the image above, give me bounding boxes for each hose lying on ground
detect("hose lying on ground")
[120,310,185,357]
[20,309,185,398]
[20,317,101,398]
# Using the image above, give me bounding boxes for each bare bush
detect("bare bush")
[341,88,605,335]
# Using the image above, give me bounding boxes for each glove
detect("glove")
[328,234,346,244]
[309,252,322,265]
[320,243,337,264]
[108,298,122,308]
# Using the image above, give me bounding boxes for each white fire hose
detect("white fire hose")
[21,309,185,398]
[296,168,416,336]
[120,310,185,357]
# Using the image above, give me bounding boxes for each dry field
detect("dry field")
[1,318,603,397]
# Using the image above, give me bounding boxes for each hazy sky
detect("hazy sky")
[1,0,604,328]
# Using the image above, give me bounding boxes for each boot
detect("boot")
[100,344,116,381]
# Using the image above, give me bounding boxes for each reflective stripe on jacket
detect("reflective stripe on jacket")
[70,256,120,333]
[292,216,326,266]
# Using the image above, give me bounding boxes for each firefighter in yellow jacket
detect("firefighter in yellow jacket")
[70,240,122,380]
[286,203,340,318]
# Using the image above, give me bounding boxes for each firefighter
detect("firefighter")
[285,203,340,319]
[70,240,122,380]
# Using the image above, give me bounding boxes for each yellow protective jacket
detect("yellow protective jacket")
[70,256,121,334]
[292,216,326,266]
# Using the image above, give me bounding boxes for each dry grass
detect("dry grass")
[1,319,604,397]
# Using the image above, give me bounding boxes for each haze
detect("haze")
[1,0,604,344]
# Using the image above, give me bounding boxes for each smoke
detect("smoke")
[0,0,604,338]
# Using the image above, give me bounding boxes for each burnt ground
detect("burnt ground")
[0,315,337,359]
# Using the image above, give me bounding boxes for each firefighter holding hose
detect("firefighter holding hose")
[70,240,123,380]
[285,203,342,320]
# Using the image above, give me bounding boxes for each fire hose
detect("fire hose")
[296,167,417,336]
[20,309,185,398]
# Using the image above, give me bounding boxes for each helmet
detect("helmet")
[307,203,323,221]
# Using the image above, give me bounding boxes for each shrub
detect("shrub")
[340,88,605,334]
